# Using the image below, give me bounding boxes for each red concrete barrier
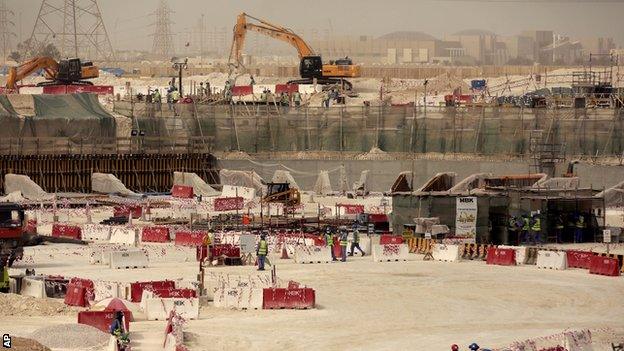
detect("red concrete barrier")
[25,219,37,233]
[65,284,87,306]
[263,288,315,309]
[174,231,207,247]
[130,280,176,302]
[486,247,515,266]
[51,224,82,240]
[142,226,170,243]
[152,288,197,298]
[232,85,253,96]
[213,197,244,211]
[566,250,594,269]
[78,310,130,333]
[114,205,142,219]
[379,234,403,245]
[275,84,299,94]
[589,256,620,277]
[171,185,194,198]
[210,244,240,258]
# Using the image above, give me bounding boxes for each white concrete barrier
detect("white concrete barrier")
[432,244,461,262]
[109,250,149,269]
[20,277,46,298]
[371,244,409,262]
[144,245,195,263]
[82,224,112,242]
[109,227,138,246]
[94,280,119,300]
[499,245,529,265]
[536,250,567,270]
[293,246,331,264]
[213,287,263,310]
[221,185,256,201]
[144,297,199,320]
[36,223,53,236]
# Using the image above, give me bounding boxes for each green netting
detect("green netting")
[114,101,624,157]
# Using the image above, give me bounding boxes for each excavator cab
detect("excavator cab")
[56,58,83,83]
[262,182,301,207]
[300,56,323,79]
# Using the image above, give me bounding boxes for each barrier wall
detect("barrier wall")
[221,185,255,200]
[144,297,200,320]
[110,250,149,269]
[536,251,568,270]
[78,311,130,334]
[213,287,263,310]
[371,244,409,262]
[93,280,120,301]
[486,247,516,266]
[379,235,403,245]
[109,227,138,246]
[51,224,82,240]
[82,224,111,242]
[153,288,196,299]
[174,231,207,246]
[294,246,332,264]
[263,288,315,309]
[589,256,620,277]
[141,226,170,243]
[20,277,46,298]
[499,245,529,265]
[130,280,176,302]
[172,185,194,198]
[566,250,594,269]
[64,283,88,307]
[432,244,461,262]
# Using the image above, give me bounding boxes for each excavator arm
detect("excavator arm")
[229,12,315,67]
[6,56,59,90]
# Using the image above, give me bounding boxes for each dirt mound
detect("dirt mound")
[0,293,81,316]
[31,323,109,350]
[10,337,51,351]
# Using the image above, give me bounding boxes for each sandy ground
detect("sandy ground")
[2,242,624,351]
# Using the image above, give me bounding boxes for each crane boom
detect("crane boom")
[6,57,59,90]
[229,13,315,66]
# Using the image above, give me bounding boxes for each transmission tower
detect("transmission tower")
[0,0,15,63]
[29,0,114,60]
[150,0,174,58]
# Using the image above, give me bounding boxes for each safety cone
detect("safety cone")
[280,243,290,259]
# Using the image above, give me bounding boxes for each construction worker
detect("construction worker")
[575,213,586,243]
[508,215,518,245]
[260,89,268,104]
[293,91,302,107]
[325,227,337,261]
[152,89,162,112]
[109,311,130,350]
[555,213,565,243]
[521,214,530,245]
[323,92,330,108]
[281,92,290,106]
[530,213,541,244]
[349,225,365,256]
[199,82,205,98]
[171,88,181,116]
[250,75,256,86]
[339,227,348,262]
[256,233,268,270]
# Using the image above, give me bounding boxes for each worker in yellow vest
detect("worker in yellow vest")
[521,215,530,244]
[402,225,415,243]
[325,227,337,261]
[530,213,541,244]
[256,233,268,271]
[339,227,349,262]
[574,213,585,243]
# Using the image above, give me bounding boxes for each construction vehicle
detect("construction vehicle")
[229,13,360,90]
[262,182,301,207]
[6,56,99,90]
[0,203,25,267]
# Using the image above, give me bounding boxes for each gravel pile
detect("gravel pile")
[30,324,109,350]
[10,337,51,351]
[0,293,80,316]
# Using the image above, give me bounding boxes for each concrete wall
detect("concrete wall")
[220,158,532,192]
[220,158,624,193]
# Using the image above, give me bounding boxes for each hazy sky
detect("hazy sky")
[9,0,624,51]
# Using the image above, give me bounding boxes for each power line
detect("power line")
[29,0,115,60]
[0,0,15,63]
[150,0,174,58]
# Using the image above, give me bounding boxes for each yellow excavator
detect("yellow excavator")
[6,56,99,90]
[229,13,361,90]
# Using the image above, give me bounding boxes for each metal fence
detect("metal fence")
[113,101,624,158]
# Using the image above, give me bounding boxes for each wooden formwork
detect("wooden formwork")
[0,153,220,193]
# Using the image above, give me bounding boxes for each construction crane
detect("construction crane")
[5,57,99,90]
[229,13,361,90]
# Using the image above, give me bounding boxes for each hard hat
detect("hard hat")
[451,344,459,351]
[469,343,480,350]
